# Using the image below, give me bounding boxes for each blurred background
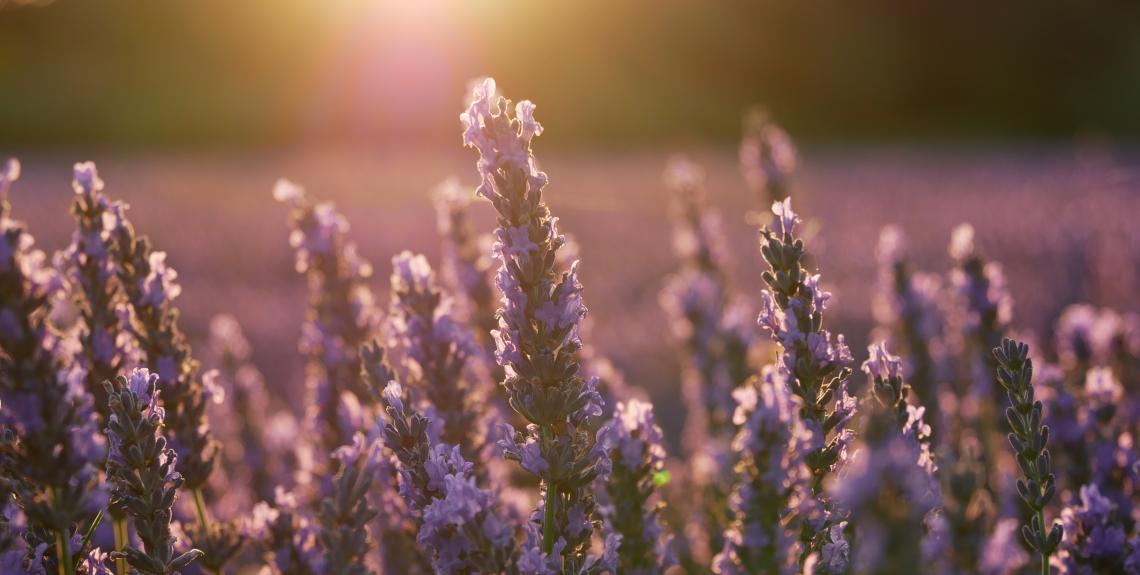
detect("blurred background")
[2,0,1139,443]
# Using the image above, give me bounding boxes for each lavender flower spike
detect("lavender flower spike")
[597,399,673,574]
[713,367,816,575]
[387,251,487,467]
[104,369,203,574]
[64,161,137,422]
[756,198,855,489]
[318,433,383,575]
[432,178,497,344]
[739,109,797,207]
[378,378,516,573]
[274,179,380,454]
[0,159,106,574]
[993,338,1063,575]
[462,77,606,571]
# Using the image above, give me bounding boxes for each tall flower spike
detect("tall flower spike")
[597,399,674,574]
[837,343,943,575]
[755,198,855,563]
[659,156,755,565]
[317,433,383,575]
[379,378,517,574]
[387,251,488,468]
[0,158,107,573]
[114,176,241,570]
[253,488,324,575]
[461,77,606,572]
[275,179,381,455]
[713,367,816,575]
[63,162,138,422]
[104,369,204,574]
[433,178,498,346]
[756,200,854,483]
[871,225,945,426]
[992,338,1063,574]
[739,109,797,208]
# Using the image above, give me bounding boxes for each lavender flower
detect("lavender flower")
[993,338,1063,574]
[0,158,106,574]
[659,156,755,564]
[379,379,516,573]
[871,225,946,423]
[317,433,383,575]
[115,220,217,492]
[433,178,498,345]
[113,168,242,572]
[274,179,380,454]
[713,367,815,575]
[755,199,855,494]
[387,251,489,468]
[62,162,137,422]
[203,314,282,503]
[461,77,606,571]
[1057,484,1131,574]
[596,399,673,574]
[739,109,797,208]
[832,343,943,575]
[104,369,203,574]
[949,223,1012,399]
[253,488,324,575]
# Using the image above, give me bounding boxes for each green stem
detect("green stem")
[49,487,75,575]
[542,482,557,554]
[1038,509,1050,575]
[113,516,128,575]
[539,425,556,555]
[191,488,211,532]
[77,509,104,560]
[191,488,222,575]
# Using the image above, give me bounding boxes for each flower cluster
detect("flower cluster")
[756,199,855,490]
[6,76,1140,575]
[379,379,515,573]
[104,369,204,574]
[461,77,608,571]
[871,225,946,418]
[275,179,381,455]
[387,251,489,468]
[993,338,1063,572]
[433,178,498,346]
[62,162,137,422]
[596,399,673,573]
[658,156,757,565]
[834,343,943,575]
[713,367,816,575]
[739,109,797,208]
[0,158,107,573]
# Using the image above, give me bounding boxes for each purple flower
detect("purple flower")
[104,368,204,574]
[461,77,604,569]
[1057,484,1130,572]
[739,110,797,206]
[596,400,674,572]
[754,199,854,539]
[275,179,380,455]
[714,367,815,574]
[431,178,498,348]
[0,163,107,572]
[386,251,490,469]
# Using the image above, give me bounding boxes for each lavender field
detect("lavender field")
[10,143,1140,446]
[3,78,1140,575]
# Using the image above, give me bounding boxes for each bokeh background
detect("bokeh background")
[3,0,1139,444]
